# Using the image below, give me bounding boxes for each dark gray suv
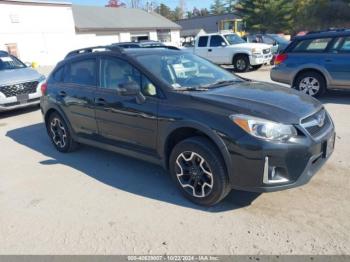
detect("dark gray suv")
[271,29,350,97]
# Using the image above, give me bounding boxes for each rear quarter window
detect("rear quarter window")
[49,66,64,83]
[198,36,209,47]
[291,38,332,53]
[64,59,97,86]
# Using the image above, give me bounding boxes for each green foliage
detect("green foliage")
[235,0,294,33]
[210,0,226,15]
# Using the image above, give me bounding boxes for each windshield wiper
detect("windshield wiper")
[175,86,210,91]
[206,79,242,88]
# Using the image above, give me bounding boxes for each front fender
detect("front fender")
[159,120,234,184]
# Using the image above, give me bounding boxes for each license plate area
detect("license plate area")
[17,93,29,104]
[323,133,335,158]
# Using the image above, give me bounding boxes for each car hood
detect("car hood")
[190,81,322,124]
[0,67,43,86]
[230,42,272,50]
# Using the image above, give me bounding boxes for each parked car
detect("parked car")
[112,41,180,50]
[271,29,350,97]
[0,51,45,112]
[41,46,335,206]
[184,33,273,72]
[243,34,290,54]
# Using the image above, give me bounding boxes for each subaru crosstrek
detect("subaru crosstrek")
[0,51,45,111]
[271,29,350,97]
[40,46,335,206]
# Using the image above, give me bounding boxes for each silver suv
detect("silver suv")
[0,51,45,111]
[271,29,350,97]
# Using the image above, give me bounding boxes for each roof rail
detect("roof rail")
[306,28,350,35]
[65,45,123,58]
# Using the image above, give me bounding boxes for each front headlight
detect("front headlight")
[230,114,297,141]
[252,48,262,54]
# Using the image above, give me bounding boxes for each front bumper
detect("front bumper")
[223,126,335,193]
[250,54,273,65]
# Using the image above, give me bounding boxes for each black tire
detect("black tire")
[233,55,250,73]
[251,64,263,71]
[294,71,326,97]
[47,112,78,153]
[169,136,231,206]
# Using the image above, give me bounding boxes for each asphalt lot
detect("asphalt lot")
[0,67,349,255]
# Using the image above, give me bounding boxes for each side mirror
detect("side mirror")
[273,40,278,46]
[117,81,146,104]
[221,42,227,47]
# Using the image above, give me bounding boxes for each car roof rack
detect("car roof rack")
[65,45,124,58]
[306,28,350,35]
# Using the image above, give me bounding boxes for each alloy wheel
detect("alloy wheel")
[299,77,320,96]
[236,59,247,71]
[50,118,67,149]
[175,151,214,198]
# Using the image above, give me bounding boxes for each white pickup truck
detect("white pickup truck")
[185,33,273,72]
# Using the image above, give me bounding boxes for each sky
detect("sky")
[70,0,212,11]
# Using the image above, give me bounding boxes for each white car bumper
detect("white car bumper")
[250,54,273,65]
[0,83,43,112]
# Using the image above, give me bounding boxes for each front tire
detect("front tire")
[47,112,78,153]
[169,137,230,206]
[233,55,250,73]
[294,71,326,97]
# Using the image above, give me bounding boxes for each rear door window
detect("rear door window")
[198,36,209,47]
[64,59,97,86]
[292,38,332,53]
[339,37,350,53]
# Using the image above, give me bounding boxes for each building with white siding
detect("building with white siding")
[0,0,181,65]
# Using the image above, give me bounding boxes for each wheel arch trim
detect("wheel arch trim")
[160,121,234,184]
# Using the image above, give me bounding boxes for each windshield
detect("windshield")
[268,34,289,44]
[0,55,26,71]
[224,34,246,45]
[136,53,241,90]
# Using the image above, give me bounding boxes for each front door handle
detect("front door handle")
[208,49,212,52]
[59,91,66,97]
[94,98,106,106]
[325,59,333,62]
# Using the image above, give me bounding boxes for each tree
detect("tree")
[105,0,126,7]
[155,3,174,20]
[210,0,226,15]
[235,0,294,33]
[225,0,237,13]
[173,6,184,20]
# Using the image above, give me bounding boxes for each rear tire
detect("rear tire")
[169,136,231,206]
[294,71,326,97]
[233,55,250,73]
[47,112,78,153]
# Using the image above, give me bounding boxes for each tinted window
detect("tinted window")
[51,66,64,83]
[339,37,350,53]
[210,35,226,47]
[64,59,96,86]
[292,38,332,53]
[100,58,157,96]
[198,36,208,47]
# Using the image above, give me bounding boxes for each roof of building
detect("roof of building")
[72,5,181,31]
[0,0,71,5]
[176,13,239,33]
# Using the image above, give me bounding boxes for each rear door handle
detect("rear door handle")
[325,59,333,62]
[94,97,106,106]
[59,91,66,97]
[208,49,212,52]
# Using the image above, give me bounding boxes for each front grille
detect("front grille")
[263,48,270,54]
[301,109,332,138]
[0,81,38,97]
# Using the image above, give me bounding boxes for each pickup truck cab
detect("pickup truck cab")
[187,33,273,72]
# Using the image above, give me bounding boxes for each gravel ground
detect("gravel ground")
[0,67,349,255]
